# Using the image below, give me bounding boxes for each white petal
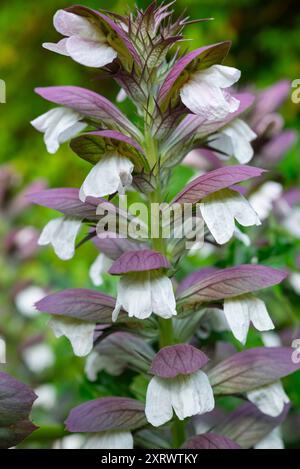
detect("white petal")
[85,351,123,381]
[150,273,177,319]
[228,191,261,228]
[79,155,134,201]
[181,81,238,121]
[209,133,233,160]
[249,182,283,221]
[53,434,85,449]
[89,253,112,286]
[145,376,173,427]
[234,227,251,246]
[247,296,275,332]
[83,431,133,449]
[255,428,284,449]
[199,65,241,88]
[200,192,236,244]
[43,38,69,56]
[247,381,289,417]
[223,297,250,344]
[289,272,300,295]
[117,88,127,103]
[31,107,85,154]
[170,370,215,421]
[181,65,241,121]
[116,273,153,320]
[53,10,101,39]
[34,384,57,410]
[50,317,95,357]
[283,208,300,238]
[38,217,81,260]
[222,118,257,164]
[66,36,117,68]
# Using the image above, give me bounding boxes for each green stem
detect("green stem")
[144,127,186,448]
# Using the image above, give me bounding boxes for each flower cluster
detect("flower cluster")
[30,2,300,449]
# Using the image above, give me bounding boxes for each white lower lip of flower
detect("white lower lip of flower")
[145,370,215,427]
[180,65,241,121]
[31,107,86,154]
[79,155,134,201]
[112,271,177,322]
[89,253,113,287]
[249,182,283,221]
[210,118,257,164]
[247,381,289,417]
[200,188,261,245]
[223,294,274,345]
[82,431,133,449]
[85,351,124,381]
[38,217,81,260]
[254,427,284,450]
[50,317,95,357]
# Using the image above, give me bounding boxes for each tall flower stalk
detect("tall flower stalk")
[30,2,300,449]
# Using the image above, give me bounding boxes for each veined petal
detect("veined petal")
[180,64,241,121]
[247,381,289,417]
[116,273,153,320]
[181,81,238,121]
[170,370,215,421]
[145,376,174,427]
[247,296,275,332]
[83,431,133,449]
[38,217,81,260]
[50,317,95,357]
[224,294,274,344]
[79,155,134,201]
[66,36,117,68]
[255,428,284,450]
[223,296,250,345]
[199,65,241,88]
[43,38,69,56]
[89,253,112,287]
[53,10,101,40]
[150,273,177,319]
[200,193,236,244]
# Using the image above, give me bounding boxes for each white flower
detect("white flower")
[0,337,6,364]
[89,253,113,287]
[82,431,133,449]
[50,317,95,357]
[112,271,177,322]
[23,343,55,373]
[116,88,127,103]
[145,370,215,427]
[31,107,87,154]
[289,272,300,295]
[43,10,117,68]
[262,331,282,347]
[209,118,257,164]
[79,155,134,201]
[199,188,261,245]
[249,182,283,221]
[15,286,45,317]
[247,381,289,417]
[85,351,124,381]
[180,65,241,121]
[223,294,274,344]
[38,217,81,260]
[255,428,284,450]
[283,208,300,238]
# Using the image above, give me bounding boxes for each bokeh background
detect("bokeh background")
[1,0,300,448]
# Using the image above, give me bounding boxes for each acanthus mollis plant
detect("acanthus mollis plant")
[29,2,300,449]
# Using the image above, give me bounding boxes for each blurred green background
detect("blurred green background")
[0,0,300,447]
